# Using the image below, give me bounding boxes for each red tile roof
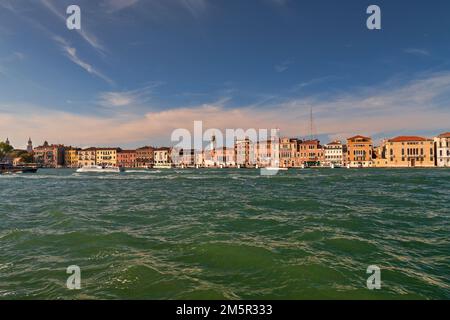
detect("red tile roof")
[438,132,450,138]
[301,139,320,144]
[388,136,430,142]
[347,135,371,141]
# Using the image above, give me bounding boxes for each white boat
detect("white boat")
[76,165,124,173]
[260,166,288,175]
[153,164,173,169]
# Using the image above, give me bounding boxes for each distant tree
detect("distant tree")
[20,152,34,164]
[0,142,14,161]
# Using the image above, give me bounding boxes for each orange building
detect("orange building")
[118,150,137,168]
[347,135,373,167]
[280,137,298,168]
[136,146,154,168]
[296,139,323,167]
[385,136,435,167]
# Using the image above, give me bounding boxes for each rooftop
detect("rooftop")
[388,136,430,142]
[347,135,371,141]
[438,132,450,138]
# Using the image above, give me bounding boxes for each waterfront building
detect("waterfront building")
[347,135,373,167]
[64,147,81,168]
[434,132,450,167]
[118,150,137,168]
[33,141,65,167]
[203,136,217,167]
[136,146,154,168]
[323,141,346,167]
[372,143,388,167]
[27,138,33,153]
[177,149,196,167]
[215,147,236,167]
[385,136,435,167]
[96,148,120,167]
[154,147,172,168]
[235,137,255,167]
[296,139,323,167]
[195,150,205,167]
[78,148,97,167]
[279,138,298,168]
[255,139,280,168]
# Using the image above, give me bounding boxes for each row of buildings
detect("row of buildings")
[6,132,450,168]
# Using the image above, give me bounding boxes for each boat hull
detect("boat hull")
[76,166,124,173]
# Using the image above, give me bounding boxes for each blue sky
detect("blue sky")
[1,0,450,148]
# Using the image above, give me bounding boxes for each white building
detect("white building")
[435,132,450,167]
[323,141,346,167]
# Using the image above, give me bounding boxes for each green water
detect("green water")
[0,168,449,299]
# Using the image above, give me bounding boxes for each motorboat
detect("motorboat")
[76,165,124,173]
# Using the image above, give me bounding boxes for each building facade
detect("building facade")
[136,146,154,168]
[296,139,323,167]
[435,132,450,167]
[279,138,298,168]
[78,148,96,167]
[33,141,65,167]
[347,135,373,167]
[118,150,137,168]
[176,148,196,167]
[64,148,80,168]
[96,148,120,167]
[385,136,434,167]
[255,140,279,167]
[154,147,172,167]
[235,138,256,167]
[323,141,346,167]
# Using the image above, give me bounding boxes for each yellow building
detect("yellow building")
[385,136,435,167]
[96,148,120,167]
[78,148,97,167]
[347,135,373,167]
[64,148,80,168]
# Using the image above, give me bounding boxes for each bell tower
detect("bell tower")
[27,137,33,153]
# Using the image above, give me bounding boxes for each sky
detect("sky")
[1,0,450,149]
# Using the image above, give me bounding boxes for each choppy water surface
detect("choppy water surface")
[0,168,449,299]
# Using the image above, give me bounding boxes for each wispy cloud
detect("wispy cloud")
[404,48,430,57]
[97,83,163,107]
[2,71,450,147]
[53,36,114,85]
[102,0,141,13]
[180,0,208,18]
[101,0,208,19]
[274,60,292,73]
[291,75,339,91]
[40,0,106,55]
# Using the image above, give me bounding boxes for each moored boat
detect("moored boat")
[0,163,38,174]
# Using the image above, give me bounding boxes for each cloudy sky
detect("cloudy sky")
[1,0,450,148]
